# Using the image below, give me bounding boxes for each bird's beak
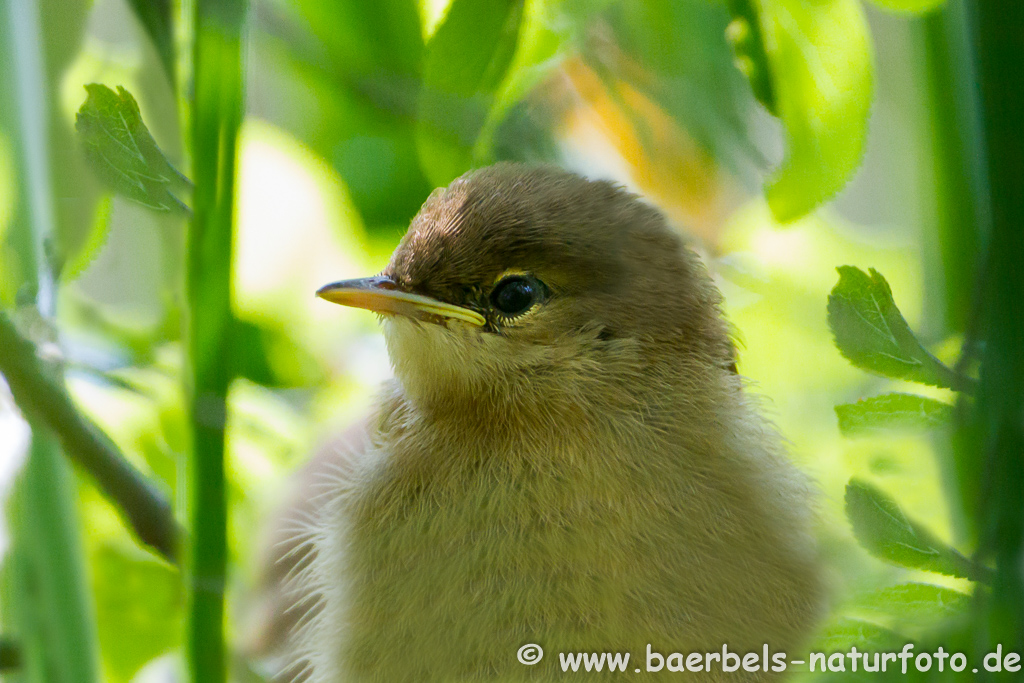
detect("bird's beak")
[316,276,486,327]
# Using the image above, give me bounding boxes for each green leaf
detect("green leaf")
[811,617,904,654]
[92,543,182,683]
[828,266,974,391]
[61,194,113,281]
[867,0,946,13]
[232,318,324,388]
[836,392,954,437]
[726,1,775,114]
[751,0,873,221]
[75,84,189,213]
[850,583,971,625]
[290,0,422,83]
[476,0,595,164]
[845,479,989,581]
[124,0,176,84]
[417,0,526,186]
[279,0,430,228]
[606,0,757,170]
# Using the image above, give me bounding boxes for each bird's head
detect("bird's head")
[318,164,735,409]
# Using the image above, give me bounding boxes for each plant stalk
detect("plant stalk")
[964,0,1024,653]
[0,0,99,680]
[0,311,181,562]
[186,0,246,681]
[918,0,984,339]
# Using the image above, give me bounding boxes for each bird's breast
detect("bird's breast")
[311,384,823,682]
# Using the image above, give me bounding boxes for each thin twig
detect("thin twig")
[0,311,181,563]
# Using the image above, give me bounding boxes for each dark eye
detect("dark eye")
[490,275,544,316]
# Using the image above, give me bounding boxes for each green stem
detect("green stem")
[3,436,98,683]
[918,1,983,338]
[913,0,990,551]
[1,0,53,307]
[964,0,1024,652]
[186,1,246,681]
[0,0,99,679]
[0,312,181,562]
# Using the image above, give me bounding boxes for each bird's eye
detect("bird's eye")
[490,275,544,316]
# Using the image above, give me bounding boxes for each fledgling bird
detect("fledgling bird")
[297,164,824,682]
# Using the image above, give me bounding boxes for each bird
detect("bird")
[292,163,824,682]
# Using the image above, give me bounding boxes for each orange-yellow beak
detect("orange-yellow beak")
[316,276,486,327]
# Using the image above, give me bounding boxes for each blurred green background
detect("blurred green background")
[0,0,1016,680]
